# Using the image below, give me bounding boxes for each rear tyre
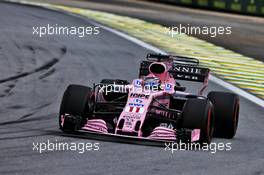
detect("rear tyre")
[59,84,93,131]
[208,91,239,139]
[182,98,214,143]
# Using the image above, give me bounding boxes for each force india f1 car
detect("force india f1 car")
[59,53,240,144]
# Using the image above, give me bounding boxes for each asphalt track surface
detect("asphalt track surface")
[0,2,263,175]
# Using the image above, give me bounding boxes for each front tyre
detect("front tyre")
[208,91,239,139]
[59,84,93,131]
[182,98,215,144]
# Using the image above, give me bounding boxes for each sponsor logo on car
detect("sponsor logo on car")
[134,79,142,87]
[134,98,143,103]
[123,115,140,120]
[129,98,144,107]
[173,66,202,75]
[175,74,199,80]
[130,93,150,99]
[160,123,174,129]
[165,83,173,91]
[128,103,144,107]
[125,106,145,114]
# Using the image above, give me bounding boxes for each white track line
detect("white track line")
[88,20,264,108]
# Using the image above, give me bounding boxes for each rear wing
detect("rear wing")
[169,64,210,83]
[140,54,210,83]
[146,53,199,66]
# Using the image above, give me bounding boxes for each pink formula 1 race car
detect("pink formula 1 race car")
[59,53,239,144]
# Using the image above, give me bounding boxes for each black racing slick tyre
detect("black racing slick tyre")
[182,98,215,144]
[208,91,239,139]
[59,84,93,131]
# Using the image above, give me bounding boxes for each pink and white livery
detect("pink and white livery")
[59,53,240,144]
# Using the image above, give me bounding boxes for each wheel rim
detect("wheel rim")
[206,107,214,142]
[233,101,239,133]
